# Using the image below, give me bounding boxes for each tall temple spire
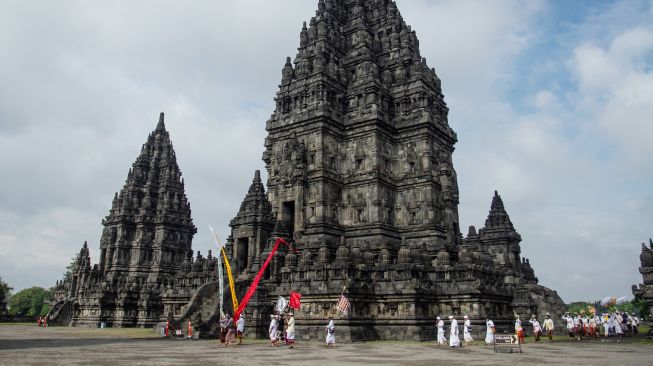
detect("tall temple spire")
[99,113,196,276]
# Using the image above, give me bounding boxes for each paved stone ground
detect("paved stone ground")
[1,325,652,366]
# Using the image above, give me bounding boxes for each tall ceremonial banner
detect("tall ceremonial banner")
[208,225,225,318]
[234,237,296,321]
[221,249,239,312]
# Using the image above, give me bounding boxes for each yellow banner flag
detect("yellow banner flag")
[221,248,239,312]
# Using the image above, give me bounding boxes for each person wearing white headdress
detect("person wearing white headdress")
[463,315,473,345]
[286,312,296,348]
[485,319,495,345]
[325,316,336,347]
[449,315,460,348]
[236,313,245,345]
[436,316,447,345]
[269,314,280,346]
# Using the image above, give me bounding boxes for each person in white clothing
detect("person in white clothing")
[286,312,296,348]
[269,314,280,346]
[601,314,609,337]
[436,316,447,345]
[632,313,640,335]
[236,314,245,345]
[449,315,460,348]
[562,312,575,339]
[463,315,473,345]
[543,313,554,342]
[613,313,624,336]
[529,314,542,342]
[485,319,495,345]
[325,316,336,347]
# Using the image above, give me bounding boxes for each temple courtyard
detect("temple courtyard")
[1,325,652,365]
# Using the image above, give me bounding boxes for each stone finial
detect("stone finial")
[281,57,294,85]
[156,112,166,131]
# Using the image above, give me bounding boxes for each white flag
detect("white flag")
[276,296,288,313]
[208,224,225,316]
[208,225,225,252]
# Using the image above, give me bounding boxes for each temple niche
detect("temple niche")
[228,0,565,341]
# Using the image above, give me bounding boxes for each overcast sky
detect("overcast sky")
[0,0,651,303]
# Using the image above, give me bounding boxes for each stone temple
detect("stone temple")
[50,0,564,340]
[633,239,653,334]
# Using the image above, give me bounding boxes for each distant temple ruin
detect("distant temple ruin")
[50,0,564,340]
[633,239,653,333]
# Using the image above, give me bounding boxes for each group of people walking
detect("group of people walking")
[218,313,245,347]
[436,310,642,347]
[436,312,561,347]
[562,310,640,340]
[267,312,297,348]
[36,316,48,327]
[268,313,335,348]
[436,315,475,347]
[220,310,642,347]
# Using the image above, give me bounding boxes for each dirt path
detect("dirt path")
[1,325,651,366]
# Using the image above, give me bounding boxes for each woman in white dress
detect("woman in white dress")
[325,316,336,346]
[449,316,460,348]
[436,316,447,345]
[485,319,495,345]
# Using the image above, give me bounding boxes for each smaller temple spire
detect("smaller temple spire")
[484,190,514,229]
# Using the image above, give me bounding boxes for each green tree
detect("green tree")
[631,297,650,319]
[62,253,79,283]
[8,287,51,317]
[567,301,592,314]
[0,277,12,314]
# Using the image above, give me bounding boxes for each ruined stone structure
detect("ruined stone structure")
[633,239,653,333]
[50,0,564,340]
[226,0,565,341]
[50,113,218,328]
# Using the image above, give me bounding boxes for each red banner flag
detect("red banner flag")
[289,291,302,310]
[233,238,295,321]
